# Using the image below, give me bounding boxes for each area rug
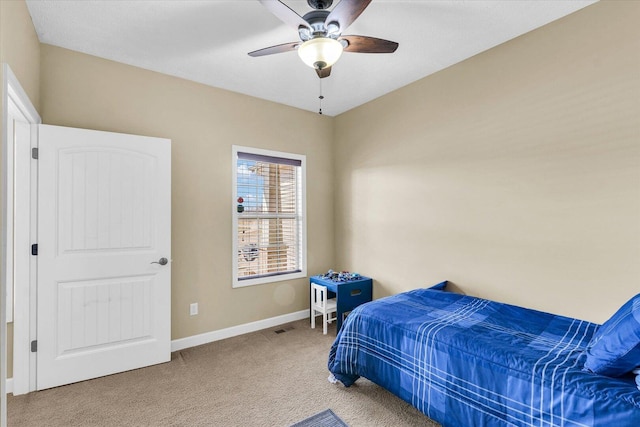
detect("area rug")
[290,409,349,427]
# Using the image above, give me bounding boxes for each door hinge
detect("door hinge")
[31,340,37,352]
[31,147,39,159]
[31,244,38,256]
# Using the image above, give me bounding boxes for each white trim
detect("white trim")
[2,64,7,427]
[10,121,33,394]
[4,116,14,322]
[2,64,41,409]
[171,309,309,352]
[4,65,40,123]
[5,379,12,395]
[27,124,38,393]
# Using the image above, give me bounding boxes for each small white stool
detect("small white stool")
[310,283,338,335]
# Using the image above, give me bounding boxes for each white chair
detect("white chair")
[311,283,338,335]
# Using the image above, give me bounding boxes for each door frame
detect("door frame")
[2,64,41,402]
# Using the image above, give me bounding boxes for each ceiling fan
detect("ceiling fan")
[249,0,399,78]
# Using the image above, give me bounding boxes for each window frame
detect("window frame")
[231,145,307,288]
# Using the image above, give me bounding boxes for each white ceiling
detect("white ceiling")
[25,0,597,117]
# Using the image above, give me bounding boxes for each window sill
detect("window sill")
[232,270,307,288]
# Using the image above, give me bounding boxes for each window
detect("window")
[232,146,306,287]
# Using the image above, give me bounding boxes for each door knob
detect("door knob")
[151,257,168,265]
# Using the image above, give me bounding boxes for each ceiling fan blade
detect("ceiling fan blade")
[340,35,398,53]
[316,66,332,78]
[248,41,300,57]
[324,0,372,33]
[259,0,310,30]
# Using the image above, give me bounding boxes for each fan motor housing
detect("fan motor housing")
[307,0,333,9]
[299,10,339,40]
[302,10,330,30]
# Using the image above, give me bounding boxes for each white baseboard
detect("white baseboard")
[170,309,309,352]
[4,310,310,393]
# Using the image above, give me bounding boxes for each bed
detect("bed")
[328,282,640,426]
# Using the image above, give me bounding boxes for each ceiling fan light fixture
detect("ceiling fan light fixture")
[297,37,343,70]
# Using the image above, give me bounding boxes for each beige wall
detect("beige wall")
[334,0,640,324]
[0,0,41,110]
[1,0,41,382]
[39,44,336,341]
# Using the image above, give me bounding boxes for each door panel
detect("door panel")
[57,148,156,253]
[56,276,154,354]
[37,124,171,390]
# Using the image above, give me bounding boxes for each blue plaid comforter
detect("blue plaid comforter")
[328,286,640,426]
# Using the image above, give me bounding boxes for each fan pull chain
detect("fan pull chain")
[318,78,324,115]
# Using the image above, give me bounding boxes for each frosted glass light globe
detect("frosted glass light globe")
[297,38,343,70]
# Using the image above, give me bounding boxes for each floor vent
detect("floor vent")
[274,326,295,334]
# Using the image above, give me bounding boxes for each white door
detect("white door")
[36,124,171,390]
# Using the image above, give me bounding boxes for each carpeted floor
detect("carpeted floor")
[8,319,440,426]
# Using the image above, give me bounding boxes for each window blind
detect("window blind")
[236,151,303,281]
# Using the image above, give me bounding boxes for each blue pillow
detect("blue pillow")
[583,293,640,377]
